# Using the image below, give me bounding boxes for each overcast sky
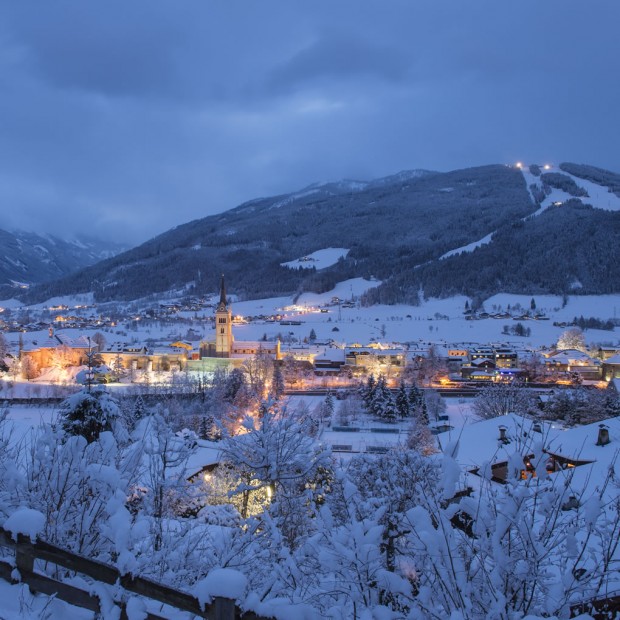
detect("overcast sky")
[1,1,619,245]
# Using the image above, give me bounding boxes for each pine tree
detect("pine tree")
[59,387,125,444]
[133,394,147,421]
[418,399,429,426]
[396,380,410,419]
[408,381,424,414]
[382,394,397,424]
[322,392,335,421]
[360,374,376,409]
[370,375,391,419]
[309,328,317,342]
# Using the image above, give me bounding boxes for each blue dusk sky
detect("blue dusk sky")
[1,1,618,243]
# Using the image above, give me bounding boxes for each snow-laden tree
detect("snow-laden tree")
[395,380,410,418]
[219,401,332,523]
[271,362,285,400]
[59,386,127,444]
[0,408,23,524]
[132,407,199,550]
[16,427,136,560]
[242,351,274,398]
[473,381,534,420]
[406,419,435,454]
[359,373,376,409]
[401,445,620,619]
[296,452,439,617]
[0,332,8,361]
[557,327,587,352]
[542,387,620,425]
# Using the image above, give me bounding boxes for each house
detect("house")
[313,348,346,374]
[597,346,620,361]
[344,346,405,377]
[442,414,556,484]
[602,354,620,381]
[544,349,601,381]
[21,332,93,371]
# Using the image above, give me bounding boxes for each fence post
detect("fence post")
[15,534,35,576]
[212,597,236,620]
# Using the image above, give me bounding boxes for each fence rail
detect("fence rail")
[0,527,270,619]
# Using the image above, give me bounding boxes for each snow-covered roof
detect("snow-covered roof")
[315,348,346,363]
[603,354,620,365]
[548,348,592,361]
[546,416,620,462]
[442,414,557,472]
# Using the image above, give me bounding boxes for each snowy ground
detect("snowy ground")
[281,247,349,270]
[2,286,619,369]
[0,580,95,619]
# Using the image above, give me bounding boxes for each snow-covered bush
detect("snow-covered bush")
[58,386,127,444]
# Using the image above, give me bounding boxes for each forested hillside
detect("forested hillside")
[12,162,620,304]
[0,230,126,290]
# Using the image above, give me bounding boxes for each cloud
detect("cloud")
[0,0,618,247]
[267,32,410,94]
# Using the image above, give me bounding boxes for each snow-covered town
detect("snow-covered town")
[1,276,619,618]
[2,2,620,618]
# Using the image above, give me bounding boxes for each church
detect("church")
[199,275,280,362]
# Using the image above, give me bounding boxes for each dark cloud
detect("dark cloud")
[0,1,618,245]
[267,32,410,94]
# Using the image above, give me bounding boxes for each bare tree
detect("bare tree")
[473,381,534,420]
[92,331,107,352]
[557,327,586,352]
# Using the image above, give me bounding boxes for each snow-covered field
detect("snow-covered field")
[2,285,618,362]
[233,289,619,350]
[281,247,349,270]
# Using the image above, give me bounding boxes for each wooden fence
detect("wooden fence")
[0,527,272,620]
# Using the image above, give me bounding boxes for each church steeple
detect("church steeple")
[219,274,227,306]
[215,274,233,357]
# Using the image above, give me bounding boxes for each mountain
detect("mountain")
[0,230,127,291]
[14,162,620,305]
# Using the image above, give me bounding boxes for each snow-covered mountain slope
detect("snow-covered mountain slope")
[0,229,126,289]
[17,161,620,305]
[281,248,350,270]
[521,164,620,214]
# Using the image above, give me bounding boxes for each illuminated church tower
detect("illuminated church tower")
[215,274,233,357]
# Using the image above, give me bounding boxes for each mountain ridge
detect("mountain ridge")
[0,230,127,292]
[10,162,620,305]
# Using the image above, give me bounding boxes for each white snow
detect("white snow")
[194,568,248,607]
[0,298,23,309]
[270,189,320,210]
[440,232,494,259]
[3,507,46,541]
[281,248,350,270]
[521,166,620,215]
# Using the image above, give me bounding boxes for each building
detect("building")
[602,354,620,381]
[197,276,281,367]
[20,332,93,371]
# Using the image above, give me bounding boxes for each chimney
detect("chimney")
[498,425,508,444]
[596,424,610,447]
